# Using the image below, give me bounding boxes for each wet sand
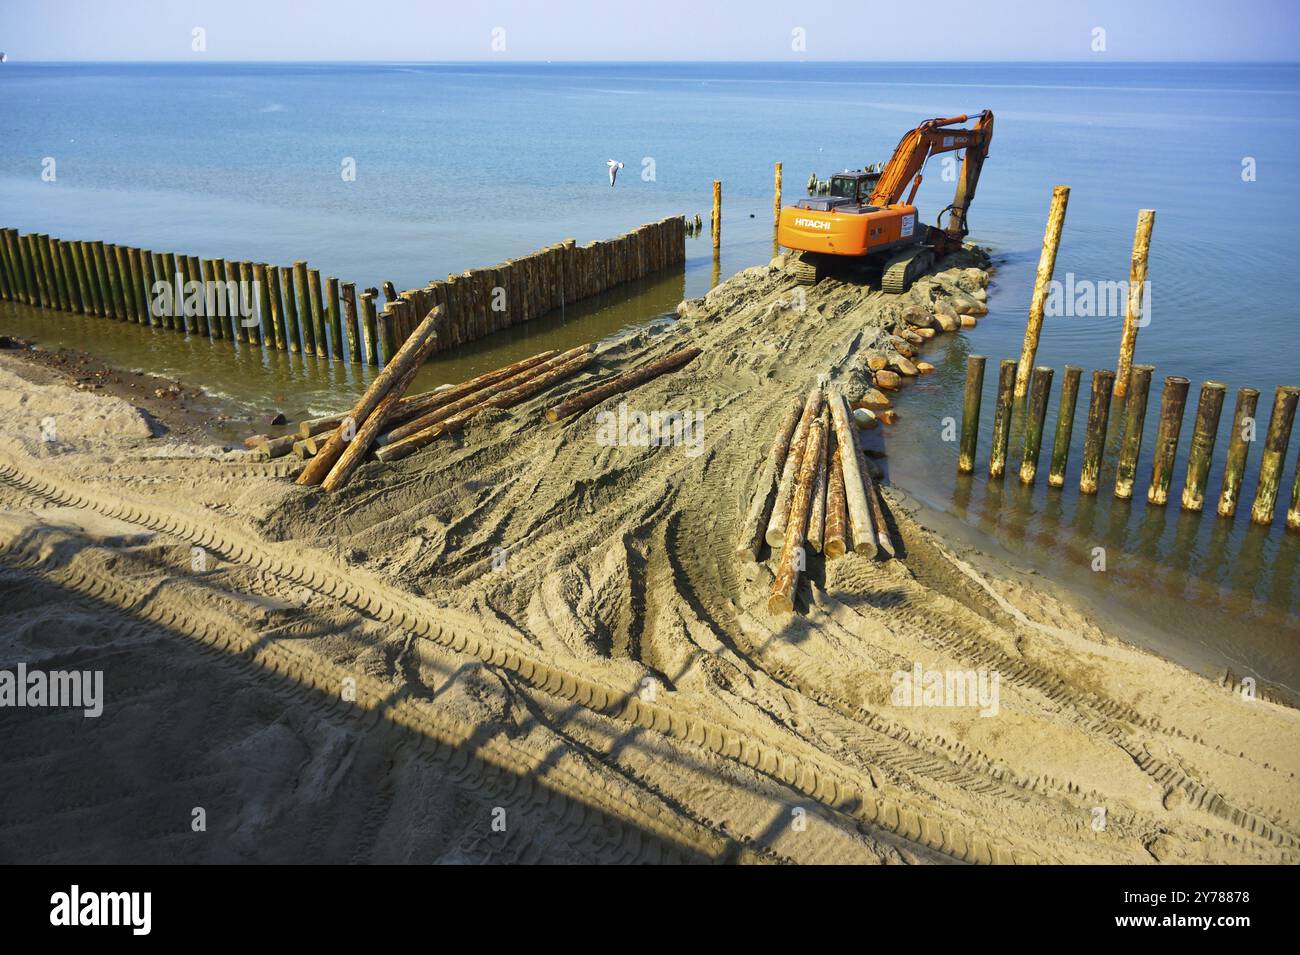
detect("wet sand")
[1,252,1297,864]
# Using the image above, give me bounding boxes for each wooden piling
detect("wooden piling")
[61,241,84,314]
[127,247,148,322]
[1113,364,1154,501]
[362,291,379,365]
[308,267,328,357]
[47,236,70,311]
[1047,365,1082,488]
[769,413,825,615]
[139,249,159,324]
[342,283,361,364]
[1288,445,1300,531]
[293,262,315,355]
[1217,388,1260,518]
[773,163,782,228]
[281,266,302,352]
[186,255,209,335]
[736,398,803,561]
[82,242,104,316]
[0,231,18,303]
[25,235,46,307]
[828,391,877,557]
[1180,381,1226,513]
[326,277,343,362]
[255,264,274,347]
[711,180,721,251]
[160,252,179,328]
[824,444,848,559]
[1147,376,1190,506]
[1014,185,1069,402]
[266,265,287,349]
[988,359,1017,479]
[958,355,986,474]
[377,305,397,366]
[1113,210,1156,399]
[1019,366,1055,484]
[1249,386,1300,526]
[111,245,134,321]
[40,235,63,310]
[203,260,225,339]
[3,231,28,304]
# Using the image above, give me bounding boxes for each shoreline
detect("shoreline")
[1,253,1297,864]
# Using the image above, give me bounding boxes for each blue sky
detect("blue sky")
[2,0,1297,61]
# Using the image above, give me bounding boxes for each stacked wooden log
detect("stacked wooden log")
[734,386,895,615]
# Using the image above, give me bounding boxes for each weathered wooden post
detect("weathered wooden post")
[63,241,86,313]
[1019,366,1055,484]
[308,267,328,357]
[109,245,131,320]
[126,247,147,321]
[4,231,29,304]
[255,264,274,347]
[41,235,63,309]
[769,413,826,614]
[203,259,225,339]
[773,163,782,228]
[293,262,315,354]
[711,180,721,252]
[282,266,303,352]
[988,359,1017,479]
[325,277,343,362]
[1113,209,1156,398]
[1287,446,1300,531]
[958,355,986,474]
[140,249,159,325]
[1113,364,1154,500]
[736,398,803,562]
[159,252,179,328]
[1014,185,1069,401]
[26,235,47,307]
[82,242,104,316]
[48,236,71,311]
[377,304,397,366]
[1048,365,1083,487]
[1180,381,1226,512]
[361,292,380,365]
[1077,370,1114,493]
[266,265,288,350]
[1217,388,1260,518]
[341,282,361,364]
[1147,375,1190,506]
[1249,386,1300,526]
[240,261,260,345]
[766,387,823,548]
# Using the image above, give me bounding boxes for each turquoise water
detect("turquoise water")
[2,61,1298,685]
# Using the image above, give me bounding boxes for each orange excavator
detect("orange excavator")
[778,110,994,291]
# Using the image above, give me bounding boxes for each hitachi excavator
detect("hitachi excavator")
[778,110,994,291]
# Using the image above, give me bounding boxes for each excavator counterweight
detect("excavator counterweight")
[777,110,994,290]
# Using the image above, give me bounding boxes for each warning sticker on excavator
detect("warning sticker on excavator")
[901,214,915,237]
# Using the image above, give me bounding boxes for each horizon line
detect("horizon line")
[4,57,1300,66]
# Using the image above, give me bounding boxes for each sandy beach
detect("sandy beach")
[1,251,1297,865]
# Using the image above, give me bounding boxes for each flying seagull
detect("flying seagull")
[607,159,624,187]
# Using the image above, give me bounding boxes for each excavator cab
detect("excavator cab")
[828,172,881,208]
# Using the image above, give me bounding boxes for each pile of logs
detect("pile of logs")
[735,385,894,615]
[244,319,704,490]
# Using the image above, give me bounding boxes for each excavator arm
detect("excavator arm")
[868,110,994,242]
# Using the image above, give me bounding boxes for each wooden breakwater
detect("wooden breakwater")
[374,215,686,360]
[0,216,686,368]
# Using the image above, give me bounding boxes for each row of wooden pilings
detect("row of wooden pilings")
[0,226,376,363]
[959,357,1300,529]
[376,216,686,358]
[0,216,687,367]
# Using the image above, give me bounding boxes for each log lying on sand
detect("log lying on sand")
[860,445,895,558]
[545,346,701,422]
[296,305,441,486]
[823,443,848,558]
[828,390,877,557]
[806,406,832,553]
[321,356,428,492]
[375,349,596,463]
[765,387,824,548]
[297,414,346,439]
[769,412,827,614]
[379,345,592,448]
[385,349,559,430]
[735,398,803,562]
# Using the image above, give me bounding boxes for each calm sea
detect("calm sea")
[2,61,1298,687]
